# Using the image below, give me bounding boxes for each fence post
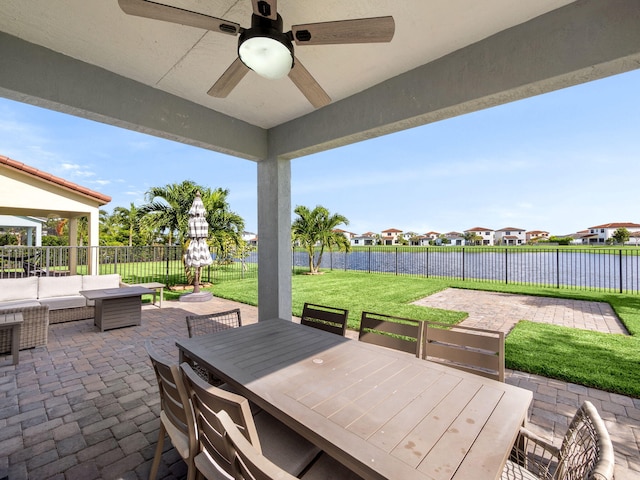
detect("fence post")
[620,249,623,294]
[368,247,371,274]
[165,246,170,286]
[505,249,508,284]
[114,248,118,275]
[556,249,560,289]
[395,247,398,275]
[462,247,465,281]
[426,247,429,278]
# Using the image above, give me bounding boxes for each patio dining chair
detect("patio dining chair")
[186,308,242,337]
[422,321,505,382]
[301,302,349,336]
[502,400,615,480]
[185,308,242,383]
[180,361,321,479]
[358,311,422,357]
[145,341,198,480]
[217,409,364,480]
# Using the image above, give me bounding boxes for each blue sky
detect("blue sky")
[1,68,639,236]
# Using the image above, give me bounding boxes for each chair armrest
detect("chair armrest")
[508,427,560,480]
[518,427,560,457]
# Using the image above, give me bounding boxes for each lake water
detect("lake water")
[263,248,640,293]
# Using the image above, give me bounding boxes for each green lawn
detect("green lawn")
[178,269,640,398]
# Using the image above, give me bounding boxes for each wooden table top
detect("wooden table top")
[176,319,532,480]
[79,286,154,300]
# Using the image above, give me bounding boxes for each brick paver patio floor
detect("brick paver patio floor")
[1,292,638,479]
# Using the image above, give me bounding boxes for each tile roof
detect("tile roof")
[588,222,640,229]
[0,154,111,204]
[465,227,493,232]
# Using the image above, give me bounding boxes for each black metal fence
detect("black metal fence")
[0,245,257,286]
[293,246,640,294]
[3,245,640,294]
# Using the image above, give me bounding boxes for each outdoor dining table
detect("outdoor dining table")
[176,318,532,480]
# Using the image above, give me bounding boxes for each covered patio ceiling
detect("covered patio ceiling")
[1,0,639,319]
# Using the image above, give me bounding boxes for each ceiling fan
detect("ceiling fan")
[118,0,395,108]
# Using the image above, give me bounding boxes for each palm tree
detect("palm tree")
[112,203,141,246]
[138,180,199,247]
[292,205,350,274]
[202,189,245,263]
[138,180,245,283]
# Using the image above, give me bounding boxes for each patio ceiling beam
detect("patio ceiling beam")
[0,31,267,162]
[269,0,640,160]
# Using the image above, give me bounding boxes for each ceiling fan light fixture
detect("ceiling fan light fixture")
[239,35,293,79]
[238,13,293,80]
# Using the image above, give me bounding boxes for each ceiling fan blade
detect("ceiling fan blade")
[291,16,394,45]
[207,58,250,98]
[251,0,277,21]
[288,58,331,109]
[118,0,241,35]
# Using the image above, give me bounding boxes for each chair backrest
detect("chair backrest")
[422,322,505,382]
[180,362,261,477]
[358,311,422,356]
[217,409,298,480]
[145,341,197,457]
[300,303,349,336]
[186,308,242,338]
[556,401,615,480]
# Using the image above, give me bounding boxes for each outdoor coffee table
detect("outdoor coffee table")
[80,286,153,332]
[0,311,23,365]
[130,282,165,308]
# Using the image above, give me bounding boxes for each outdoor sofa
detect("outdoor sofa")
[0,274,124,353]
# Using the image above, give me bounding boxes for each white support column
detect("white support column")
[68,217,78,274]
[87,210,99,275]
[257,156,292,322]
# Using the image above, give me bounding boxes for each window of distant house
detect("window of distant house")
[601,229,605,233]
[505,231,510,235]
[354,240,359,244]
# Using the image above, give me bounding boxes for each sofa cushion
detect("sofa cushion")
[0,299,42,309]
[39,296,87,310]
[0,276,39,303]
[82,274,121,291]
[38,275,83,299]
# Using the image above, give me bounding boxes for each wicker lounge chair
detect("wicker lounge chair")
[503,400,615,480]
[0,304,49,353]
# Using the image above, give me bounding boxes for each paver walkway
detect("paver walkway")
[0,292,638,479]
[412,288,628,334]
